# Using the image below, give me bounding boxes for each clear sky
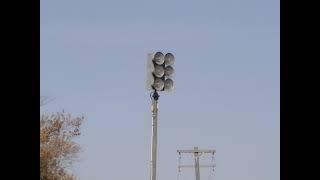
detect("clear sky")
[40,0,279,180]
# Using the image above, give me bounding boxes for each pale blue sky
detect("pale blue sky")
[40,0,279,180]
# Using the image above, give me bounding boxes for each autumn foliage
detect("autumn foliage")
[40,112,84,180]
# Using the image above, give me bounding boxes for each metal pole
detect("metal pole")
[177,147,215,180]
[150,91,159,180]
[194,147,201,180]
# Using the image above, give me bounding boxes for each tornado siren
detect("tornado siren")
[146,52,175,92]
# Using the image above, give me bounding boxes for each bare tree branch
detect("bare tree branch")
[40,96,55,107]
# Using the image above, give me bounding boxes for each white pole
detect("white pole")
[150,91,159,180]
[194,147,201,180]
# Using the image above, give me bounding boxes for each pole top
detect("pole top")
[152,90,159,101]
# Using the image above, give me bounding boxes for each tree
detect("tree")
[40,111,84,180]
